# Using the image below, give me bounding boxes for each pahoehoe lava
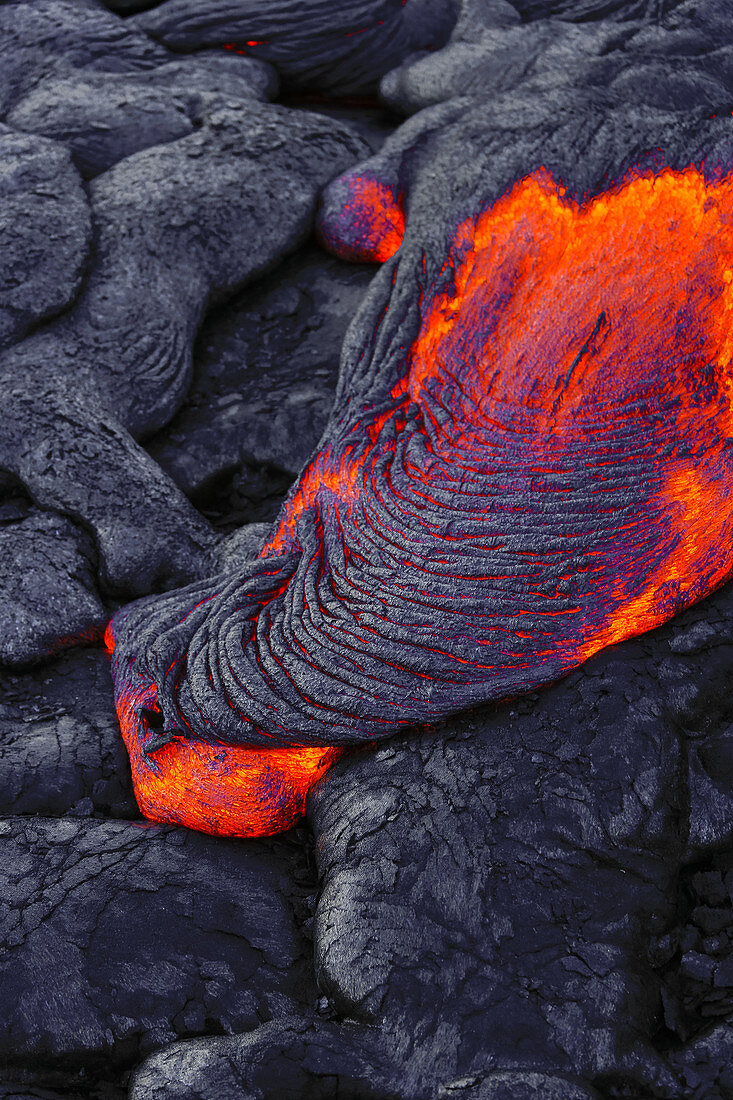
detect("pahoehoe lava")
[110,103,733,837]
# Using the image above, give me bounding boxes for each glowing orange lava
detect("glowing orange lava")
[272,166,733,658]
[113,164,733,837]
[316,175,404,263]
[113,669,340,838]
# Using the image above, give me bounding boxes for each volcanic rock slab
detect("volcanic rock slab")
[0,509,105,670]
[0,647,136,818]
[147,247,377,517]
[131,0,460,95]
[126,583,733,1098]
[0,129,90,350]
[0,818,320,1090]
[379,0,733,116]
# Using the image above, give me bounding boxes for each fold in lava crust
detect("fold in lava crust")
[110,110,733,836]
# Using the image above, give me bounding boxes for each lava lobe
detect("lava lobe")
[110,155,733,837]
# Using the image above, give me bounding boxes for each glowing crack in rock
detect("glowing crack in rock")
[110,163,733,837]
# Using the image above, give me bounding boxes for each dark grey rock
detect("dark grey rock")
[132,0,460,95]
[0,0,168,114]
[292,585,733,1096]
[3,2,733,1099]
[668,1021,733,1100]
[0,511,105,668]
[102,0,163,11]
[5,53,277,178]
[0,1088,102,1100]
[379,0,732,115]
[434,1075,602,1099]
[148,247,376,508]
[129,1016,432,1099]
[130,1022,607,1098]
[0,819,319,1084]
[116,582,733,1099]
[306,646,684,1093]
[0,97,368,656]
[0,647,136,818]
[214,524,272,574]
[0,130,90,350]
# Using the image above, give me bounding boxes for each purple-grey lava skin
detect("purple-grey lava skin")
[1,2,733,1099]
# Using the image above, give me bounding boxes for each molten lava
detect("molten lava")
[316,174,404,263]
[112,163,733,837]
[110,630,340,837]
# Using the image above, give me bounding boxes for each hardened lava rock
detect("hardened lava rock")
[147,247,377,512]
[4,1,733,1098]
[0,0,370,665]
[0,128,90,350]
[128,583,733,1099]
[130,0,461,95]
[379,0,733,115]
[0,817,320,1074]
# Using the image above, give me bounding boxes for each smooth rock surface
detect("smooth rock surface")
[132,0,460,95]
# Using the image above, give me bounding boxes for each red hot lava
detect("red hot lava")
[111,164,733,837]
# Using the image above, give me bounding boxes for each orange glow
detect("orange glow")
[578,462,733,658]
[272,166,733,659]
[264,444,369,556]
[114,164,733,838]
[404,167,733,659]
[316,175,404,263]
[116,679,340,838]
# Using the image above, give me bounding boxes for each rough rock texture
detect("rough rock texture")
[378,0,733,116]
[3,0,733,1097]
[0,817,320,1091]
[0,510,106,669]
[0,648,136,818]
[5,55,277,179]
[0,129,90,350]
[126,581,733,1098]
[111,99,733,749]
[0,0,370,664]
[147,247,376,518]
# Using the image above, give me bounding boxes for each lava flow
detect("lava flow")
[111,162,733,837]
[316,173,404,263]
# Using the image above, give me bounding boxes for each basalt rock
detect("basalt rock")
[0,0,369,663]
[126,581,733,1099]
[131,0,460,96]
[4,1,733,1098]
[0,647,136,818]
[0,129,90,351]
[147,247,376,511]
[5,54,277,179]
[0,818,319,1088]
[0,510,106,669]
[379,0,732,116]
